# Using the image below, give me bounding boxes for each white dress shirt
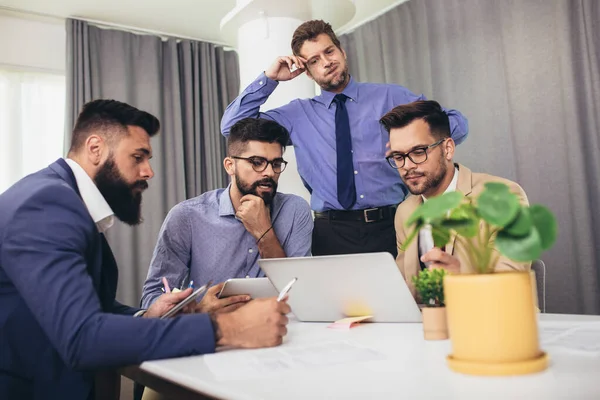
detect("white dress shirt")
[64,158,114,233]
[418,167,460,259]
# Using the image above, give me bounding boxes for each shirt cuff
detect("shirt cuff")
[253,72,279,94]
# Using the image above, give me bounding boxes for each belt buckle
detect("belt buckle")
[363,208,379,223]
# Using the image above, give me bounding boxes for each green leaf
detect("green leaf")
[441,219,478,238]
[400,221,423,251]
[503,206,532,237]
[448,203,477,220]
[431,226,451,248]
[406,208,424,227]
[484,181,511,193]
[529,205,558,250]
[495,227,542,262]
[418,191,464,222]
[477,183,520,227]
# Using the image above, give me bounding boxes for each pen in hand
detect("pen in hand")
[180,270,191,291]
[277,277,297,302]
[162,277,171,294]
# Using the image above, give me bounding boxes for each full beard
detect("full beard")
[403,156,448,196]
[94,158,148,226]
[235,175,278,206]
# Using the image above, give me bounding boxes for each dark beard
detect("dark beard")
[94,158,148,225]
[235,175,278,206]
[404,153,448,196]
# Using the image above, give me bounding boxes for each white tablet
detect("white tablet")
[160,283,210,319]
[217,277,278,299]
[259,252,422,323]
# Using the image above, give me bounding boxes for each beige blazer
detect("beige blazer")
[395,164,531,298]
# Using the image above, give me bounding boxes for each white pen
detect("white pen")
[277,277,297,302]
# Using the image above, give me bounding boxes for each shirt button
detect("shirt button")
[354,170,358,174]
[259,81,263,85]
[249,249,254,253]
[351,150,354,153]
[360,195,365,199]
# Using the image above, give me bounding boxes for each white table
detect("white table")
[131,314,600,399]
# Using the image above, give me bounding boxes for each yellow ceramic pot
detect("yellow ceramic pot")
[444,271,548,375]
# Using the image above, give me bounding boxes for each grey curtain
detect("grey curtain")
[66,19,240,305]
[340,0,600,314]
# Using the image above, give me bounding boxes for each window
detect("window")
[0,69,65,193]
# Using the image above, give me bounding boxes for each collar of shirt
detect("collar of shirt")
[422,166,460,202]
[218,183,236,217]
[64,158,115,233]
[314,75,359,108]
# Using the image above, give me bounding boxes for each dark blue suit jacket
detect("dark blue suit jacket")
[0,159,216,400]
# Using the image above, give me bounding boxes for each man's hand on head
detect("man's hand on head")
[236,194,272,240]
[265,55,306,81]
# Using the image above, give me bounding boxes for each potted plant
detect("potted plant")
[402,182,557,376]
[412,268,448,340]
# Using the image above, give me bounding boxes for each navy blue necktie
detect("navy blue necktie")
[333,94,356,209]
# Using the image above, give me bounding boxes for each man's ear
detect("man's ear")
[305,68,314,81]
[444,138,456,160]
[85,135,106,166]
[223,157,235,176]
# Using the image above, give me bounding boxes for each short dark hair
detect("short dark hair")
[227,118,290,156]
[379,100,451,140]
[291,20,341,57]
[69,99,160,152]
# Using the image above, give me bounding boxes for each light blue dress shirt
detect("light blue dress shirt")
[141,184,313,308]
[221,73,469,212]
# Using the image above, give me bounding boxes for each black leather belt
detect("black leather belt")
[314,205,397,223]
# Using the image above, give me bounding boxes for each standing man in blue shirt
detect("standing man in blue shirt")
[220,20,469,257]
[142,118,313,312]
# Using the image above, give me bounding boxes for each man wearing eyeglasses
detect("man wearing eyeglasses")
[380,100,529,297]
[141,118,313,312]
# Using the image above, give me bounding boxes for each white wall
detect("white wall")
[0,11,65,73]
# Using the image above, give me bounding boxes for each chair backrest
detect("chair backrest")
[531,260,546,313]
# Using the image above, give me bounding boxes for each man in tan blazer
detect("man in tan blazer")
[380,100,530,298]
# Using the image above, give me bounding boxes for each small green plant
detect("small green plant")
[412,268,447,307]
[402,182,558,274]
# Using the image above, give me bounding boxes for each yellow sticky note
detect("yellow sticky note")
[328,316,372,329]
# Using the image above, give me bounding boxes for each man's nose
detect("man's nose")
[402,157,418,170]
[264,163,276,176]
[141,162,154,180]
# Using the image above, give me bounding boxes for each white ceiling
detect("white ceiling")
[0,0,407,45]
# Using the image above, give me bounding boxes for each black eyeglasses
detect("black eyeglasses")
[231,156,288,174]
[386,139,445,169]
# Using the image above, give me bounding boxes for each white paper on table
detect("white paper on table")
[539,322,600,356]
[204,340,386,380]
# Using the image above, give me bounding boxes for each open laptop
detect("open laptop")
[259,252,422,323]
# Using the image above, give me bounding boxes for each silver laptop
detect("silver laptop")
[259,252,422,323]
